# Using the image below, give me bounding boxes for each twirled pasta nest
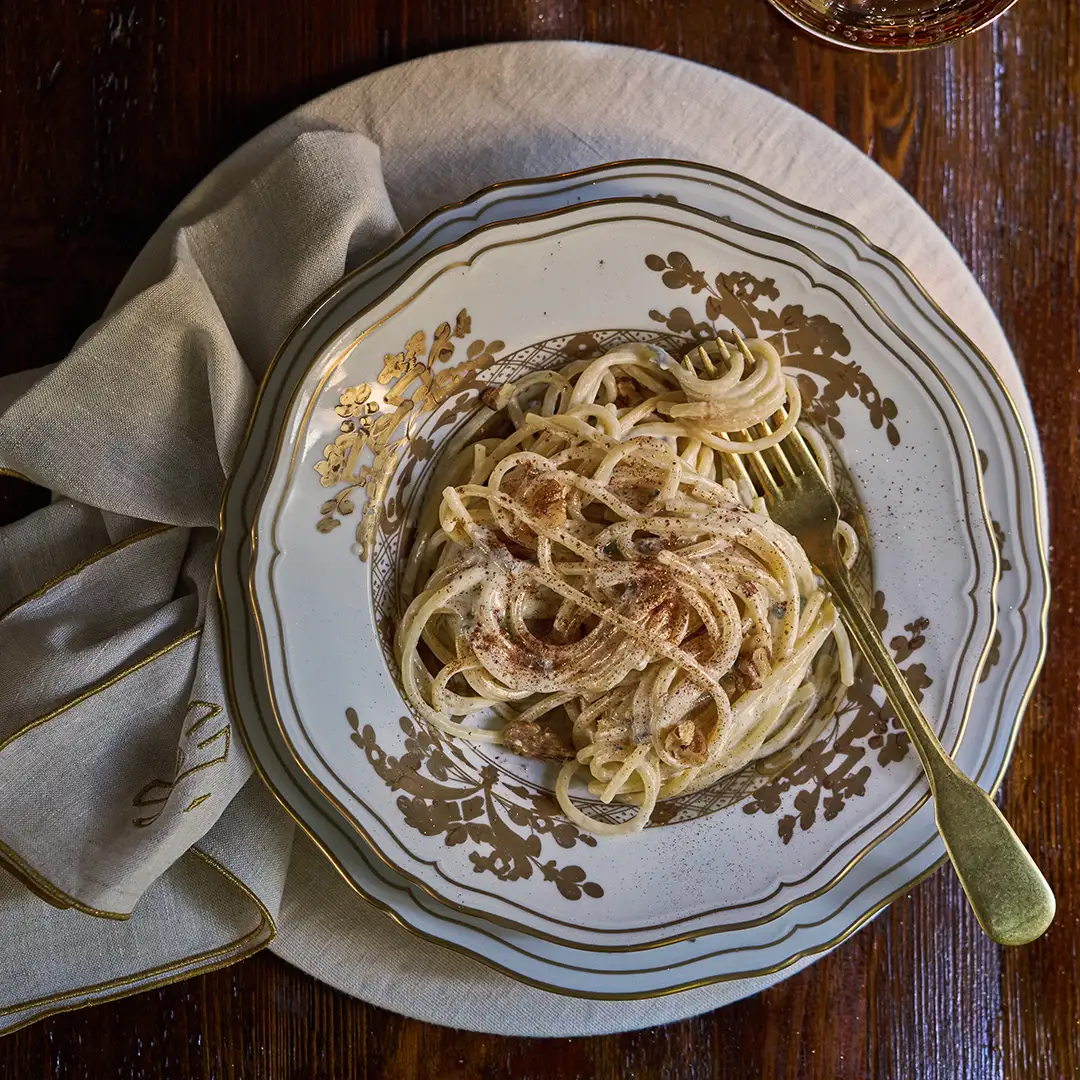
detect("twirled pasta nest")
[396,337,855,835]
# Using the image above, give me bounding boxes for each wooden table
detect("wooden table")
[1,1,1076,1076]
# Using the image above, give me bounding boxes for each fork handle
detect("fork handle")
[825,564,1055,946]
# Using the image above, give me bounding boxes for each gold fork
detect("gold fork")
[717,403,1055,947]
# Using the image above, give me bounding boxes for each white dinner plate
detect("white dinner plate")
[217,160,1047,998]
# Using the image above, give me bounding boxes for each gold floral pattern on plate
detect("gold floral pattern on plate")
[976,448,1010,684]
[349,709,604,900]
[309,264,958,860]
[314,308,502,558]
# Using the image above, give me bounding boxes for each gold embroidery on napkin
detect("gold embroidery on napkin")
[0,629,201,919]
[131,701,229,827]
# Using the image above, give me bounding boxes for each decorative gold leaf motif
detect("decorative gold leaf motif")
[314,308,500,556]
[347,709,604,900]
[359,323,904,842]
[978,519,1011,683]
[977,446,1010,684]
[980,629,1002,684]
[335,384,374,418]
[317,270,965,847]
[644,253,901,446]
[991,519,1012,574]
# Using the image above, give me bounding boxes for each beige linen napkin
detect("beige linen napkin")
[0,42,1040,1037]
[0,131,400,1032]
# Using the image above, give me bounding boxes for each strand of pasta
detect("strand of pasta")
[395,336,858,835]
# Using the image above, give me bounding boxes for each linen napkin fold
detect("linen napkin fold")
[0,129,400,1032]
[0,40,1043,1038]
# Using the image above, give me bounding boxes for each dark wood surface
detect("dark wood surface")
[1,1,1077,1077]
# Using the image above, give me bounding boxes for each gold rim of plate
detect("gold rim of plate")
[251,197,999,948]
[214,158,1049,999]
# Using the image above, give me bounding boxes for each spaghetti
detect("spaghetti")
[395,335,856,836]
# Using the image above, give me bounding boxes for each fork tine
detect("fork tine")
[730,329,755,367]
[754,418,799,485]
[725,457,762,510]
[695,343,716,376]
[719,438,753,484]
[782,424,827,480]
[741,440,781,498]
[762,445,797,485]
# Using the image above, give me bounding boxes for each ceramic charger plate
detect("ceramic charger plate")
[217,161,1048,998]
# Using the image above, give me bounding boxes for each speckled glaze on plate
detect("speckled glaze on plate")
[217,160,1047,998]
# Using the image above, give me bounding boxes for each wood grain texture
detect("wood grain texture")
[1,0,1076,1076]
